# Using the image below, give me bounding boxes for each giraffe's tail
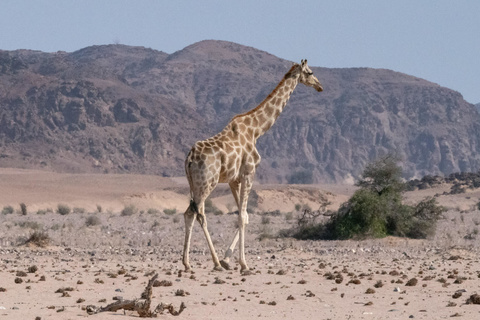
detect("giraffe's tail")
[188,199,199,215]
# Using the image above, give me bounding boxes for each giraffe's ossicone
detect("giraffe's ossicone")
[182,59,323,273]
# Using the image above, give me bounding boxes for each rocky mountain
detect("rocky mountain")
[1,40,479,183]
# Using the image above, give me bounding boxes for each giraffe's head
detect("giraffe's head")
[297,59,323,92]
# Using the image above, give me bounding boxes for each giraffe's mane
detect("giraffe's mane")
[230,64,298,122]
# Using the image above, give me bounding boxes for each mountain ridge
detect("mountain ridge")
[0,40,478,183]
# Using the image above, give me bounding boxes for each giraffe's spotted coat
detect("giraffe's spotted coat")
[182,60,323,272]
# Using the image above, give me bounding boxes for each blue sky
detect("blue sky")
[1,1,479,103]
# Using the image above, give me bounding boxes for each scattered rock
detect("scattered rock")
[405,278,418,286]
[28,265,38,273]
[466,293,480,304]
[16,271,27,277]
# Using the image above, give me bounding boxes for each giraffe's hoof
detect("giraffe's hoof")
[240,268,252,276]
[220,259,231,270]
[213,265,224,272]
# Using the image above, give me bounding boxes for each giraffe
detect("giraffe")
[182,59,323,273]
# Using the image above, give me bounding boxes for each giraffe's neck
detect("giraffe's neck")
[237,68,299,139]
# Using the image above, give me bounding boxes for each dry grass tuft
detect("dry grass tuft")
[23,231,50,247]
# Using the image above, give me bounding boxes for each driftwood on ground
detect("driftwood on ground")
[86,273,186,317]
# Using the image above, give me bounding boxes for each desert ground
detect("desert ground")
[1,168,480,319]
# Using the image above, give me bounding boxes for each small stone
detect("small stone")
[466,293,480,304]
[405,278,418,286]
[28,266,38,273]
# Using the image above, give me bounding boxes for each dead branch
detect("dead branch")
[86,273,186,317]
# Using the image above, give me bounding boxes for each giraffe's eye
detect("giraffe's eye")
[307,72,313,76]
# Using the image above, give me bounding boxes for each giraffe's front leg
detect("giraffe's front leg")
[220,181,241,270]
[238,173,253,273]
[220,229,239,270]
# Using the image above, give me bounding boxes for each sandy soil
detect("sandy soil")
[1,168,480,319]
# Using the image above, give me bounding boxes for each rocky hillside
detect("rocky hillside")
[1,40,479,183]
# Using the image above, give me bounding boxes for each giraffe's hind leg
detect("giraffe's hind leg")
[196,210,223,271]
[182,205,196,272]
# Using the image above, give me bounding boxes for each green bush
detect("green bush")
[2,205,14,215]
[329,189,389,239]
[73,207,86,214]
[85,215,102,227]
[163,208,177,215]
[121,205,138,216]
[406,197,445,239]
[291,154,444,240]
[57,204,71,215]
[147,208,160,215]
